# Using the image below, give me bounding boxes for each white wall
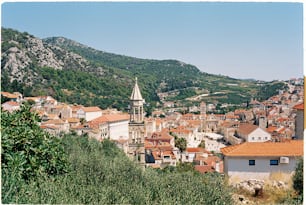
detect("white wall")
[224,156,299,180]
[247,128,271,142]
[109,120,129,140]
[85,111,102,121]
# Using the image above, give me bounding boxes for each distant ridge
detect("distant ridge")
[1,27,287,110]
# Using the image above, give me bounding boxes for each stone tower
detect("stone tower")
[128,77,145,166]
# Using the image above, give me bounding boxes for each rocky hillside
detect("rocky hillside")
[1,28,287,110]
[2,28,106,85]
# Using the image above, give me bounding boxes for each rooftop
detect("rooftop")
[221,140,303,157]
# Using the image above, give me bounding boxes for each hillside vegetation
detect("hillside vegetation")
[2,27,286,111]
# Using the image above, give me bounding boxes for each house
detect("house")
[49,104,72,119]
[2,101,20,112]
[41,119,70,134]
[194,156,224,174]
[236,123,271,143]
[150,150,177,167]
[170,126,194,142]
[88,114,129,140]
[182,147,209,163]
[76,106,102,121]
[221,140,303,181]
[1,91,23,102]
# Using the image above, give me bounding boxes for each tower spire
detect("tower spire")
[130,77,143,101]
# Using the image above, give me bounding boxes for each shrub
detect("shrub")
[293,157,303,196]
[1,104,68,203]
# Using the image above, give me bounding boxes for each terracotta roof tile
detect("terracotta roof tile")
[1,92,19,99]
[221,140,303,157]
[293,102,304,110]
[83,106,102,112]
[238,123,259,135]
[194,165,214,173]
[186,147,210,154]
[2,101,20,106]
[90,114,129,123]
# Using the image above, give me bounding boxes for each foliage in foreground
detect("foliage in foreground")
[293,157,303,195]
[1,104,68,202]
[3,132,233,204]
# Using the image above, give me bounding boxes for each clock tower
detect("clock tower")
[128,77,145,166]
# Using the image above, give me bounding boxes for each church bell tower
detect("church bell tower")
[128,77,145,166]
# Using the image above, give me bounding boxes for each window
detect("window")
[249,160,255,166]
[270,160,279,166]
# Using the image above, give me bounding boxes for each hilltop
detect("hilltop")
[1,28,287,111]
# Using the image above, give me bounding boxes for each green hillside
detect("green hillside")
[1,28,286,111]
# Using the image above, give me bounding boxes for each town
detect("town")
[2,77,303,183]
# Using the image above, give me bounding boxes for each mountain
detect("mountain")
[1,28,287,111]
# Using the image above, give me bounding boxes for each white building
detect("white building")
[236,123,271,142]
[89,114,129,140]
[221,140,303,181]
[76,106,102,121]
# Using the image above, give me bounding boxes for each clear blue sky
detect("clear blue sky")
[1,2,303,81]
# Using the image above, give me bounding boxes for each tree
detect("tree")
[175,137,187,152]
[2,103,68,182]
[293,157,303,196]
[198,140,206,149]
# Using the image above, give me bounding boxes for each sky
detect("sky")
[1,2,304,81]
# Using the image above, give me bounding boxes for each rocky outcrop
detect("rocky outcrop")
[234,179,265,195]
[1,28,103,85]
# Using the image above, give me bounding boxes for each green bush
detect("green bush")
[1,104,68,203]
[293,157,303,196]
[3,133,233,204]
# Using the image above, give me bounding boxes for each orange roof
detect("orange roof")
[293,102,304,110]
[83,106,102,112]
[1,92,19,99]
[42,119,66,125]
[47,114,60,120]
[71,105,84,111]
[194,165,214,173]
[145,140,173,150]
[67,117,80,123]
[2,101,20,106]
[186,147,209,153]
[88,114,129,128]
[40,125,57,130]
[238,123,259,135]
[90,114,129,123]
[149,131,173,140]
[24,97,40,102]
[221,140,303,157]
[170,126,192,134]
[266,126,277,133]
